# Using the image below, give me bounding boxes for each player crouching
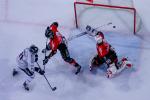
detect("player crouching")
[89,32,132,78]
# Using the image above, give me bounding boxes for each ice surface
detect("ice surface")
[0,0,150,100]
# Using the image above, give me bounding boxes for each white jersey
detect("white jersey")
[17,48,36,70]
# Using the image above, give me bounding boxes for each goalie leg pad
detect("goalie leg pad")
[106,63,117,78]
[121,58,133,69]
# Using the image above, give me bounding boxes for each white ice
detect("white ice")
[0,0,150,100]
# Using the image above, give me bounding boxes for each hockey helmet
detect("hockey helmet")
[52,22,58,27]
[29,45,38,54]
[49,22,58,33]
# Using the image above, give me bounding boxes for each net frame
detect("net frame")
[74,0,138,34]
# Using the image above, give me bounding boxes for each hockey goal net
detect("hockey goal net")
[74,0,141,34]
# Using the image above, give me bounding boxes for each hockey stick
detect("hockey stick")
[68,32,87,41]
[43,38,48,71]
[68,22,113,41]
[36,62,57,91]
[95,22,112,30]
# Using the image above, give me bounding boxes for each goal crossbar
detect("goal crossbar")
[74,1,136,34]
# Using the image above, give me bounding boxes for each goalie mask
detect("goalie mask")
[95,35,103,44]
[95,31,104,44]
[96,31,104,39]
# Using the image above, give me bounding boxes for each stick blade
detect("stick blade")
[52,87,57,91]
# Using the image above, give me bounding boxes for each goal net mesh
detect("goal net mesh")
[74,0,141,34]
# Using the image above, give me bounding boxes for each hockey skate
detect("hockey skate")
[116,57,132,70]
[106,63,117,78]
[12,68,18,76]
[23,82,29,91]
[106,57,133,78]
[106,70,113,78]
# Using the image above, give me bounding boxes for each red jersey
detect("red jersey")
[97,40,110,58]
[49,25,63,51]
[50,24,58,33]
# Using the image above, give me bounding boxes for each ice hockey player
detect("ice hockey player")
[42,22,81,75]
[12,45,45,91]
[89,31,132,78]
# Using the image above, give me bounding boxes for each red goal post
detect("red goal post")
[74,0,140,34]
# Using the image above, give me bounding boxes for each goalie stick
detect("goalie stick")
[68,31,87,41]
[68,22,114,41]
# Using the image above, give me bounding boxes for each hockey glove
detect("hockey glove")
[43,56,49,65]
[39,70,45,75]
[35,54,38,62]
[42,49,46,53]
[34,67,45,75]
[45,26,50,38]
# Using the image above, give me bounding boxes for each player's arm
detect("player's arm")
[47,50,57,58]
[43,50,57,65]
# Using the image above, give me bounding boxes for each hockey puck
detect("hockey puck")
[113,26,116,28]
